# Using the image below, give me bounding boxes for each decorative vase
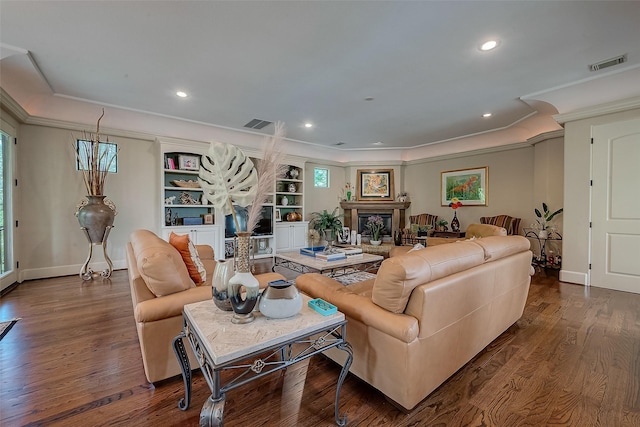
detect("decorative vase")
[289,168,299,179]
[77,195,116,243]
[394,230,403,246]
[370,240,382,246]
[212,259,233,311]
[451,211,460,232]
[288,183,297,193]
[259,280,302,319]
[228,232,260,324]
[346,190,351,201]
[281,195,289,206]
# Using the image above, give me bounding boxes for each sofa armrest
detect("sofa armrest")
[296,273,419,343]
[196,244,215,260]
[134,286,212,323]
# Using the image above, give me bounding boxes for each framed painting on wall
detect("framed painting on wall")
[357,169,394,201]
[441,166,488,206]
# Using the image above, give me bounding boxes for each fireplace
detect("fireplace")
[340,201,410,239]
[358,213,392,237]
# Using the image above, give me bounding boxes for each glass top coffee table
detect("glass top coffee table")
[173,297,353,426]
[274,251,383,278]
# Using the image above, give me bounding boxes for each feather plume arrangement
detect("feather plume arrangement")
[73,109,118,195]
[246,122,289,234]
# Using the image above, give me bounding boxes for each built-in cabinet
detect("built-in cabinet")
[275,166,304,221]
[158,138,306,260]
[275,222,309,252]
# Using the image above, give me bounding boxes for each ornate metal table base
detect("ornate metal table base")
[273,257,381,278]
[173,319,353,426]
[79,226,114,280]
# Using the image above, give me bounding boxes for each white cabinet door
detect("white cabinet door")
[161,225,224,260]
[275,222,309,252]
[275,224,293,252]
[290,223,308,250]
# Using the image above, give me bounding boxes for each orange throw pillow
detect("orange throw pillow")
[169,232,207,285]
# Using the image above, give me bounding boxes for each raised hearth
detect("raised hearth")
[340,201,410,238]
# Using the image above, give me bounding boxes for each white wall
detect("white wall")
[561,107,640,285]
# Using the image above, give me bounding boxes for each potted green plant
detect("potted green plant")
[310,207,343,242]
[534,202,563,238]
[436,219,449,231]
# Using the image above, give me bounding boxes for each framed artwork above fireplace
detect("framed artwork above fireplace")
[357,169,394,201]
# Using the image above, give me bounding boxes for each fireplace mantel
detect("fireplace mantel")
[340,201,411,237]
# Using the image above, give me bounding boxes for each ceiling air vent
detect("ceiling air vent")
[243,119,273,130]
[334,142,345,146]
[589,54,627,72]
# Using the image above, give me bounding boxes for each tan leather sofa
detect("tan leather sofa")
[126,229,283,383]
[296,235,533,411]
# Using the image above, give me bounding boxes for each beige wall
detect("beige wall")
[10,120,564,281]
[17,124,157,280]
[561,107,640,285]
[402,146,538,232]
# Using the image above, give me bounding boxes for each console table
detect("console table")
[173,298,353,426]
[431,231,466,239]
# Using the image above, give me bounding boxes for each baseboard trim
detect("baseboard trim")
[559,269,588,285]
[18,260,127,282]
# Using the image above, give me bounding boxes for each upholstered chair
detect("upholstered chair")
[480,215,521,235]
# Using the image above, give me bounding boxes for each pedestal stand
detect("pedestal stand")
[79,225,114,280]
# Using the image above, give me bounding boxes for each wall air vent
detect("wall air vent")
[589,54,627,72]
[334,142,345,146]
[243,119,273,130]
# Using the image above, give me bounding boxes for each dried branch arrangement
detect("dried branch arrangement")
[73,109,118,195]
[246,122,289,233]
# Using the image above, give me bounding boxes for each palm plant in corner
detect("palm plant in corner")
[74,109,118,280]
[198,122,288,323]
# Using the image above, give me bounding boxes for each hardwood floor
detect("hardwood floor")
[1,266,639,426]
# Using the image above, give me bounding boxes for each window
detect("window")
[314,168,329,188]
[76,140,118,173]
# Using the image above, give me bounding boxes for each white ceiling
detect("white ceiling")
[1,1,640,154]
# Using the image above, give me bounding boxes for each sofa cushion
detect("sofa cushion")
[169,232,207,285]
[471,235,530,262]
[372,241,485,313]
[130,230,195,297]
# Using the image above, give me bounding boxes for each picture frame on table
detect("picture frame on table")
[357,169,394,201]
[275,209,282,222]
[203,213,214,224]
[178,154,200,171]
[441,166,488,206]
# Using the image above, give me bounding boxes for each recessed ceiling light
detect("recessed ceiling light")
[479,40,499,51]
[364,97,375,101]
[176,91,188,98]
[373,141,384,146]
[482,113,492,118]
[304,123,313,128]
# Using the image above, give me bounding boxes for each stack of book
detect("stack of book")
[315,252,347,262]
[336,247,363,258]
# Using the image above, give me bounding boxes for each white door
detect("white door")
[591,118,640,293]
[0,128,17,291]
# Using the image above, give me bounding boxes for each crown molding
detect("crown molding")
[554,96,640,124]
[0,88,29,122]
[403,141,533,166]
[527,129,564,145]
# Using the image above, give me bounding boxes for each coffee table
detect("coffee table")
[173,298,353,426]
[274,251,383,277]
